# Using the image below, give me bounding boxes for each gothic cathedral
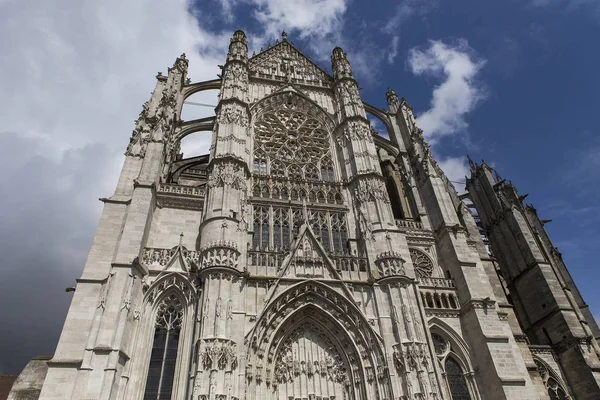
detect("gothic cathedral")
[11,30,600,400]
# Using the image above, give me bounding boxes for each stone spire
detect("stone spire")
[227,30,248,64]
[386,87,400,113]
[331,47,354,81]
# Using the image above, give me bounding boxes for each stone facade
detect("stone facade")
[11,30,600,400]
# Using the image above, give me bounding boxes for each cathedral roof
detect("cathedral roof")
[248,34,334,88]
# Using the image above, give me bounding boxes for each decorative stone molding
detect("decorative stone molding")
[396,219,424,230]
[200,339,238,371]
[218,103,248,126]
[222,63,248,92]
[353,175,389,204]
[251,177,344,205]
[553,336,591,354]
[424,309,461,318]
[335,120,372,147]
[409,248,434,278]
[208,161,246,189]
[145,274,196,305]
[199,241,240,269]
[248,41,333,88]
[142,247,200,269]
[418,277,455,289]
[375,251,406,277]
[335,80,361,107]
[158,183,205,197]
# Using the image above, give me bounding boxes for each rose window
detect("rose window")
[253,102,334,181]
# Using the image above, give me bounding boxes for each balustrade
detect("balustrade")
[395,219,424,230]
[158,183,205,197]
[418,277,460,312]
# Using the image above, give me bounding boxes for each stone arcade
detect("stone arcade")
[9,30,600,400]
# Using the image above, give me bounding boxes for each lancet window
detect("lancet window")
[250,206,348,254]
[143,294,184,400]
[445,357,472,400]
[252,206,270,249]
[430,331,478,400]
[251,178,344,205]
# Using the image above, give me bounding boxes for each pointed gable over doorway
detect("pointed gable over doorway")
[248,32,334,88]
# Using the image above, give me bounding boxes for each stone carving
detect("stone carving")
[336,80,361,107]
[336,120,372,147]
[172,53,188,73]
[410,248,434,278]
[386,87,399,109]
[145,274,195,305]
[222,63,248,91]
[375,251,406,277]
[218,103,248,126]
[201,340,238,371]
[272,321,351,397]
[199,241,240,269]
[142,246,200,268]
[208,161,246,189]
[354,176,390,204]
[248,41,333,88]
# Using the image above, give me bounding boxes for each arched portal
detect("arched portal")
[245,281,392,400]
[270,308,357,399]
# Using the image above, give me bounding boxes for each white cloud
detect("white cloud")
[384,1,418,33]
[383,0,437,65]
[437,156,469,192]
[251,0,347,41]
[407,39,486,141]
[388,36,400,64]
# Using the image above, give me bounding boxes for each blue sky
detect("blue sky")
[0,0,599,375]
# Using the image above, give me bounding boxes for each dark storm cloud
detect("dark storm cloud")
[0,135,112,374]
[0,0,227,375]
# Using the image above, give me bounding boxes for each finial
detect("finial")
[467,154,476,170]
[180,53,186,59]
[282,30,288,41]
[179,232,184,246]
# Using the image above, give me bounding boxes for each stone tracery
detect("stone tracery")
[253,93,335,182]
[409,248,434,278]
[244,281,391,400]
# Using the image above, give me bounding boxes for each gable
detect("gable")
[278,224,341,280]
[248,41,334,88]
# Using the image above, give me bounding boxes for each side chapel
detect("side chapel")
[10,30,600,400]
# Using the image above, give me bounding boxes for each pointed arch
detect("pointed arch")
[126,273,198,400]
[245,280,391,399]
[428,318,473,371]
[532,356,572,400]
[428,317,480,400]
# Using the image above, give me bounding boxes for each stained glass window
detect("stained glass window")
[143,294,183,400]
[445,357,472,400]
